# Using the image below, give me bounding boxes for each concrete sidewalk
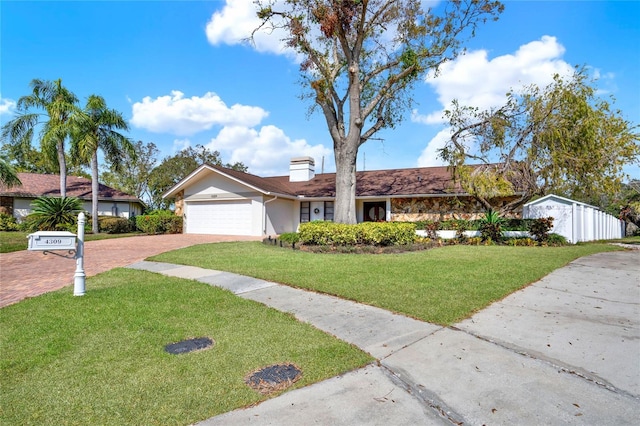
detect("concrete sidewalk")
[127,250,640,425]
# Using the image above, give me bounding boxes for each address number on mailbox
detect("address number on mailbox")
[27,231,77,251]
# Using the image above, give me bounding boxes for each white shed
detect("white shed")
[523,194,624,243]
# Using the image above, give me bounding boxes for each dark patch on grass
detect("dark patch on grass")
[245,363,302,394]
[164,337,214,354]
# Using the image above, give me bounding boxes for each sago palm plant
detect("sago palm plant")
[28,196,83,231]
[479,209,504,242]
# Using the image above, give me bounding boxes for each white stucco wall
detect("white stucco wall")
[183,169,253,198]
[264,198,295,235]
[85,201,141,218]
[180,170,298,236]
[12,197,141,222]
[13,198,32,221]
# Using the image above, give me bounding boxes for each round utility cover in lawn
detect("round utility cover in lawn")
[165,337,214,355]
[245,363,302,394]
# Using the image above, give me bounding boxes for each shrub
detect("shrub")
[298,221,347,245]
[99,216,134,234]
[545,233,568,246]
[135,210,182,234]
[27,196,83,231]
[128,216,139,232]
[279,232,300,244]
[358,222,417,246]
[505,237,537,246]
[424,220,440,239]
[414,221,428,231]
[530,217,554,242]
[466,236,484,246]
[479,209,504,242]
[0,213,19,231]
[18,218,37,233]
[298,221,417,246]
[453,219,469,241]
[502,218,536,231]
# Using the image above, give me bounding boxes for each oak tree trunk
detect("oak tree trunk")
[333,138,359,224]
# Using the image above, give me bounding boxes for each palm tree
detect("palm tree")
[1,79,79,197]
[71,95,135,234]
[0,158,21,187]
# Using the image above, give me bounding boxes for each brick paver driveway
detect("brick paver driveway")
[0,234,261,308]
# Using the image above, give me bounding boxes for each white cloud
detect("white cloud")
[205,0,295,57]
[414,36,575,166]
[588,66,617,96]
[0,96,16,115]
[206,125,332,176]
[172,138,191,153]
[130,91,268,136]
[417,128,453,167]
[412,36,574,125]
[417,127,479,168]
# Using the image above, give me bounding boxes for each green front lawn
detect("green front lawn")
[2,237,628,425]
[607,235,640,244]
[151,241,622,325]
[0,269,372,425]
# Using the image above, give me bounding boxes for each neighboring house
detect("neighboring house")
[163,157,522,236]
[0,173,144,221]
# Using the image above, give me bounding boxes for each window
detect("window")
[324,201,334,221]
[300,201,310,223]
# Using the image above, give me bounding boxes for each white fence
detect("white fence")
[523,194,624,243]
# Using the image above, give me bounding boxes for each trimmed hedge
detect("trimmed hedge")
[417,218,538,232]
[0,213,20,231]
[298,221,417,246]
[135,211,183,235]
[98,217,135,234]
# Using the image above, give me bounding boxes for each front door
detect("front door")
[363,201,386,222]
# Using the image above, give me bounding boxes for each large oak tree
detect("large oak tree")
[254,0,503,223]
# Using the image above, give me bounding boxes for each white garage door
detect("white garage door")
[186,200,253,235]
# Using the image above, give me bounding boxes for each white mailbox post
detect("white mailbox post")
[74,213,86,296]
[26,212,86,297]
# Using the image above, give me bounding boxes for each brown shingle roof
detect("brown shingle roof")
[207,165,299,195]
[0,173,141,202]
[206,164,465,198]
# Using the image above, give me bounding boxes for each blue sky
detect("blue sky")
[1,0,639,180]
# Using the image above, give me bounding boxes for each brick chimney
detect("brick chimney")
[289,157,315,182]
